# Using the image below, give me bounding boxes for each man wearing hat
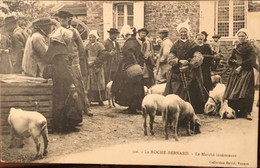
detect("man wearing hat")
[137,28,155,87]
[210,34,222,70]
[22,18,55,77]
[54,10,93,117]
[3,15,28,74]
[103,28,121,84]
[155,28,173,84]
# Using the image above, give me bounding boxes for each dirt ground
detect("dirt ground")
[0,91,259,164]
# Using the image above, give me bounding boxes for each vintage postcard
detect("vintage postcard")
[0,0,259,167]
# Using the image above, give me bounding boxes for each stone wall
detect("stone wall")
[84,1,200,42]
[144,1,200,42]
[85,1,104,40]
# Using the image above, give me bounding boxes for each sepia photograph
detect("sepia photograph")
[0,0,259,167]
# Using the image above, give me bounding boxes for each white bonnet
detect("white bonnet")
[176,19,191,33]
[88,30,100,39]
[120,25,134,37]
[236,28,249,38]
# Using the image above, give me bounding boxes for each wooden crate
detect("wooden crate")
[0,74,53,134]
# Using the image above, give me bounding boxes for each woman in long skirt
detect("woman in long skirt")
[112,25,145,114]
[224,28,257,120]
[85,30,106,106]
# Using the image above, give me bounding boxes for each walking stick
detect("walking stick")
[92,65,103,102]
[179,65,191,103]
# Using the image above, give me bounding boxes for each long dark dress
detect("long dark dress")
[112,37,145,112]
[164,39,206,114]
[224,41,256,115]
[46,27,84,131]
[199,44,214,92]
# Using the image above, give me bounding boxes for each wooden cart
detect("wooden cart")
[0,74,53,134]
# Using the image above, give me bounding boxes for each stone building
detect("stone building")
[54,1,260,59]
[81,1,260,84]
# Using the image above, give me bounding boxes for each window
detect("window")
[115,4,134,31]
[248,1,260,12]
[217,1,247,37]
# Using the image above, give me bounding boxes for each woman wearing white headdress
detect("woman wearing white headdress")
[85,30,106,106]
[111,25,145,114]
[164,20,207,115]
[223,28,259,120]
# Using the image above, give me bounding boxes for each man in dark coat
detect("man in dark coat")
[103,28,121,84]
[137,28,155,88]
[54,10,92,117]
[164,22,206,114]
[3,16,28,74]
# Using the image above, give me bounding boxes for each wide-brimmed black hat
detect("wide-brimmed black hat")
[138,28,149,34]
[201,31,209,37]
[32,18,56,27]
[212,34,221,39]
[107,28,120,34]
[54,10,73,18]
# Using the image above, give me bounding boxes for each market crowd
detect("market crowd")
[0,11,259,133]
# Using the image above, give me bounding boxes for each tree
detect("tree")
[1,0,49,21]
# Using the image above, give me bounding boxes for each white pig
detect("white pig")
[164,94,201,141]
[8,108,48,159]
[141,94,166,136]
[148,83,166,95]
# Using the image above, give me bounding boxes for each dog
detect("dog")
[204,83,226,116]
[8,108,48,159]
[141,94,167,136]
[219,100,236,119]
[164,94,201,141]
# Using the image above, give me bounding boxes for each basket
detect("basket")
[125,64,143,79]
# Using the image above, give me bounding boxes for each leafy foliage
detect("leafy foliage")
[1,0,49,21]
